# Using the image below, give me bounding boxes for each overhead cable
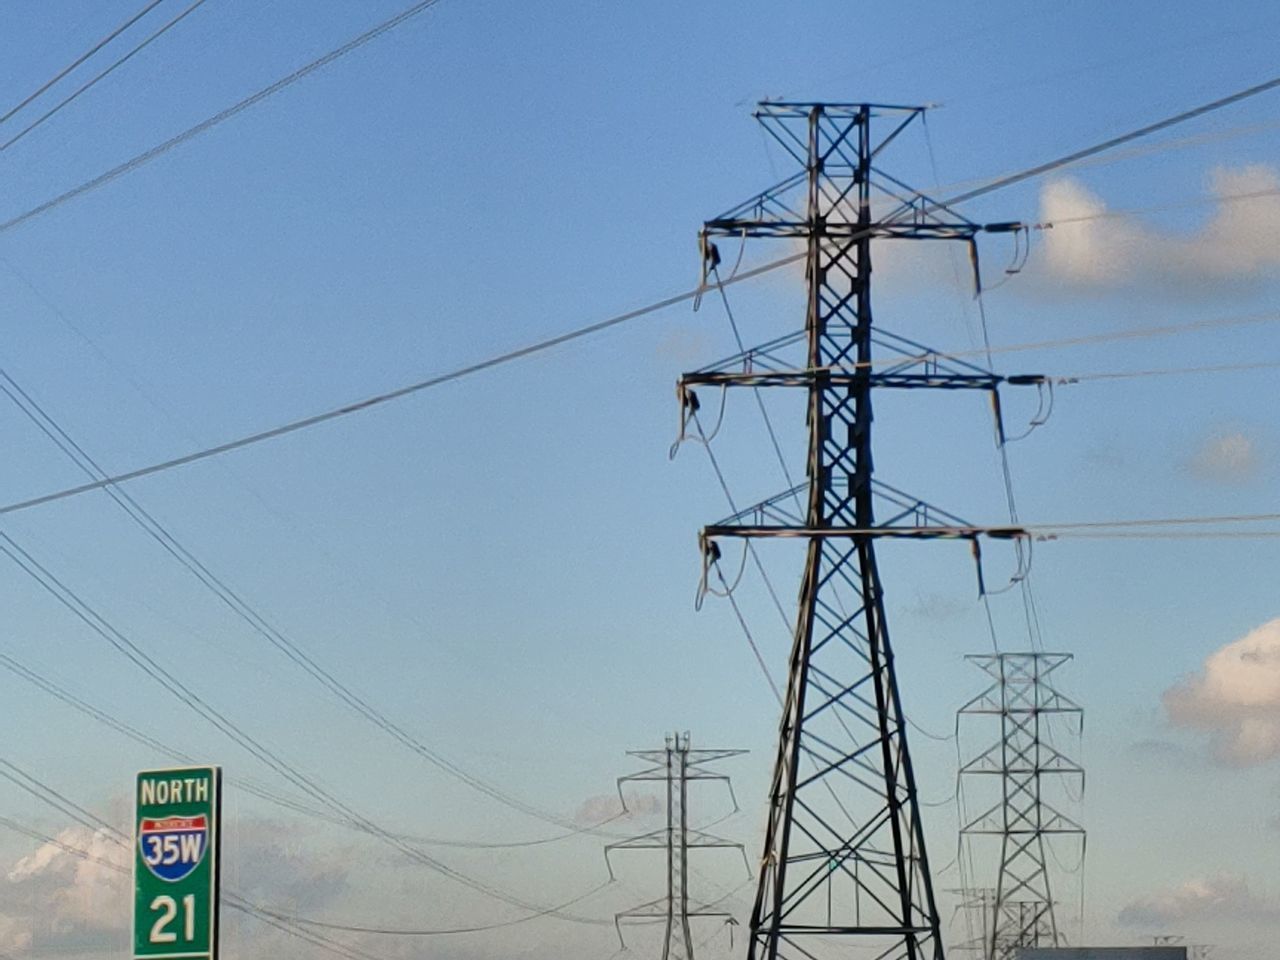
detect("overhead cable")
[0,0,167,124]
[0,302,1272,524]
[0,812,390,960]
[0,367,626,840]
[5,71,1280,516]
[0,0,211,154]
[0,532,609,922]
[270,879,615,936]
[1033,185,1280,230]
[0,0,447,235]
[0,650,606,849]
[0,252,801,518]
[943,73,1280,206]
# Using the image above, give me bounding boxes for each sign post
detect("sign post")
[133,766,221,960]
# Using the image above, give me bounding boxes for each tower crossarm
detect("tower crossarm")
[704,219,980,241]
[698,478,979,534]
[683,369,1012,391]
[677,328,1041,391]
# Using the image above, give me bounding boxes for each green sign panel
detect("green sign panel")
[133,766,221,960]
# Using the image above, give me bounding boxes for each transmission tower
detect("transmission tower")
[949,888,996,957]
[958,653,1085,960]
[606,732,749,960]
[679,102,1036,960]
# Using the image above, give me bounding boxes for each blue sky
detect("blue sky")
[2,2,1280,958]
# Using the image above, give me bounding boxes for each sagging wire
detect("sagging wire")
[985,535,1033,598]
[987,372,1053,453]
[908,717,957,743]
[970,527,1031,603]
[974,226,1032,295]
[970,235,1054,453]
[980,363,1045,649]
[920,784,959,808]
[670,386,729,458]
[682,413,869,837]
[1046,833,1088,876]
[693,231,746,310]
[696,536,750,609]
[1001,379,1056,443]
[699,236,803,513]
[692,232,720,311]
[706,250,807,533]
[932,850,959,876]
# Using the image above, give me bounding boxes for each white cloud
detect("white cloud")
[1186,428,1261,484]
[1038,165,1280,291]
[0,824,130,954]
[0,818,351,957]
[904,591,969,622]
[1164,618,1280,765]
[655,328,713,366]
[575,790,663,825]
[1118,873,1278,927]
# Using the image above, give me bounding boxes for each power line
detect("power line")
[0,0,448,235]
[1057,359,1280,383]
[273,879,616,936]
[0,648,331,822]
[0,814,126,873]
[0,366,625,841]
[0,531,609,921]
[698,512,1280,539]
[0,649,615,849]
[0,0,167,124]
[673,310,1280,384]
[0,0,211,154]
[1032,185,1280,229]
[0,757,125,842]
[1054,530,1280,540]
[0,811,391,960]
[1040,511,1280,531]
[3,65,1278,516]
[943,73,1280,206]
[0,252,800,517]
[0,290,1267,547]
[0,295,1266,532]
[0,765,360,958]
[2,300,1273,527]
[223,898,393,960]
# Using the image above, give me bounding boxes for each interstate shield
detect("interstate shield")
[138,814,208,882]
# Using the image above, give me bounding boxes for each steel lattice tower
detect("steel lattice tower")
[949,888,996,957]
[679,102,1029,960]
[958,653,1084,960]
[607,733,749,960]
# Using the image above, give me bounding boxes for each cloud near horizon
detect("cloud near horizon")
[1186,427,1263,484]
[1118,873,1279,927]
[1038,165,1280,291]
[575,790,663,825]
[1,823,129,955]
[0,818,351,957]
[1164,618,1280,765]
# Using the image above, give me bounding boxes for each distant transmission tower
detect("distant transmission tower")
[958,653,1085,960]
[679,102,1036,960]
[606,732,749,960]
[949,888,996,956]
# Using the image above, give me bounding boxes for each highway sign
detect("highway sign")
[133,766,221,960]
